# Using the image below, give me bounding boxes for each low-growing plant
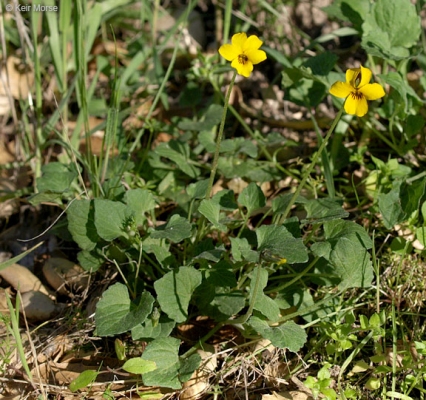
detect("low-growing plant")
[2,0,426,398]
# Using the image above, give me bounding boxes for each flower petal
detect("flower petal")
[218,43,239,61]
[231,32,247,52]
[359,83,385,100]
[359,65,372,88]
[344,94,368,117]
[346,68,360,87]
[245,49,267,65]
[231,58,253,77]
[329,81,353,98]
[243,35,263,52]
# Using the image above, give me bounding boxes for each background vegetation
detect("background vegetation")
[1,0,426,399]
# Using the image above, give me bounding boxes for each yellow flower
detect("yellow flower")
[218,32,267,78]
[329,65,385,117]
[277,258,287,266]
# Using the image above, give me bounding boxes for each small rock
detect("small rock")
[0,263,50,295]
[20,290,59,321]
[43,257,89,295]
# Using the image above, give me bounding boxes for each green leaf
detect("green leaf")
[312,236,374,289]
[198,199,227,231]
[178,104,222,131]
[193,244,226,263]
[263,46,292,68]
[330,237,374,289]
[154,267,202,323]
[69,370,98,392]
[275,287,333,323]
[102,177,126,200]
[238,183,266,216]
[143,237,174,268]
[196,286,246,321]
[302,198,349,224]
[124,188,156,226]
[272,193,295,214]
[378,184,404,229]
[217,138,236,153]
[95,283,154,336]
[282,216,303,238]
[251,268,280,322]
[77,249,104,272]
[67,199,100,251]
[311,241,332,260]
[316,27,360,43]
[209,291,245,320]
[115,338,126,361]
[122,358,157,375]
[361,0,420,60]
[37,162,78,193]
[324,220,372,249]
[400,179,426,218]
[151,214,192,243]
[416,226,426,247]
[131,316,176,341]
[140,337,200,389]
[390,237,411,254]
[230,237,259,263]
[179,353,202,383]
[28,191,65,206]
[323,0,370,32]
[369,312,381,328]
[85,2,102,58]
[204,261,237,287]
[282,67,327,107]
[237,139,258,158]
[198,131,218,153]
[405,115,425,138]
[218,157,279,182]
[256,225,309,264]
[303,52,338,76]
[248,317,307,352]
[187,179,209,200]
[141,337,181,389]
[93,199,130,241]
[379,72,423,114]
[385,392,412,400]
[154,140,199,178]
[322,388,337,399]
[212,189,238,210]
[378,178,426,230]
[179,81,202,107]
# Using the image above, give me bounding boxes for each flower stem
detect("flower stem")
[277,106,344,224]
[205,71,237,199]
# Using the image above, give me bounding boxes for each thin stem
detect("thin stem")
[230,263,263,325]
[30,10,43,183]
[5,292,33,381]
[265,257,319,294]
[209,78,297,183]
[406,170,426,184]
[337,330,375,397]
[277,291,341,324]
[205,71,237,199]
[310,108,335,198]
[277,106,344,224]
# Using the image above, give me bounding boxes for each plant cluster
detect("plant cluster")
[1,0,426,398]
